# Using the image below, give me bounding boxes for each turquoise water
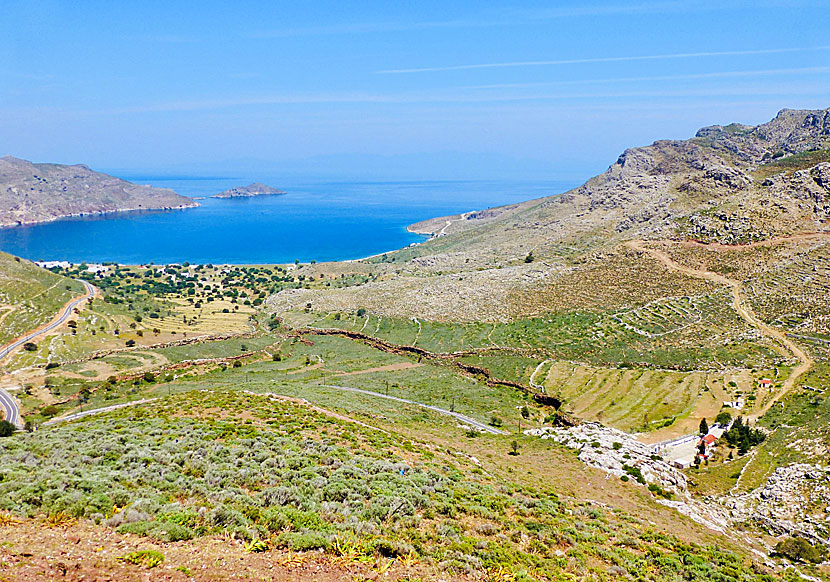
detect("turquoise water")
[0,177,574,264]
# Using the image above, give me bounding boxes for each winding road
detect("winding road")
[42,398,157,426]
[0,386,20,426]
[319,383,508,435]
[0,280,95,426]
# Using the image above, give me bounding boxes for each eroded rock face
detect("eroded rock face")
[721,464,830,546]
[525,423,687,494]
[698,109,830,163]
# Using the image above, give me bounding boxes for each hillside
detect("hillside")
[0,156,198,227]
[4,109,830,580]
[212,182,286,198]
[0,251,84,348]
[270,108,830,322]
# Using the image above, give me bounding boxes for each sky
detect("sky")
[1,0,829,180]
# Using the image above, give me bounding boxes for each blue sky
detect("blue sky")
[1,1,829,179]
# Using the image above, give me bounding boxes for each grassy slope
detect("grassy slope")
[0,252,84,347]
[0,391,774,581]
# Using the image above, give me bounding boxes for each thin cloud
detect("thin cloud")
[248,2,821,39]
[93,83,830,115]
[460,66,830,90]
[378,46,830,74]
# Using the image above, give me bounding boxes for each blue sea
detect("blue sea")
[0,177,575,265]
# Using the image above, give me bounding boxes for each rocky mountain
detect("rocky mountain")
[0,156,198,227]
[413,108,830,254]
[270,108,830,323]
[211,182,285,198]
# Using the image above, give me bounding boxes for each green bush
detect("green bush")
[0,421,15,437]
[774,536,826,563]
[275,531,330,551]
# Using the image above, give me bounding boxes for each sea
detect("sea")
[0,177,576,265]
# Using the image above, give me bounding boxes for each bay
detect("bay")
[0,177,575,265]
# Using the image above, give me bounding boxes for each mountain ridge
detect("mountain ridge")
[0,156,198,228]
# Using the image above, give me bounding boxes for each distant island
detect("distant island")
[0,155,198,228]
[211,182,286,199]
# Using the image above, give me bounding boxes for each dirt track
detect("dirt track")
[626,239,814,419]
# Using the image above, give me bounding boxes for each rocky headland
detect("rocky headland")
[0,156,198,227]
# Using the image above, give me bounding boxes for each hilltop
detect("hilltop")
[272,108,830,322]
[212,182,286,198]
[0,156,197,227]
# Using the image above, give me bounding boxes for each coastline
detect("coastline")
[0,201,200,230]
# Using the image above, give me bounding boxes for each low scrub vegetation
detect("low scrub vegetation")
[0,391,770,580]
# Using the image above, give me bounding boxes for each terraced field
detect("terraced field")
[539,362,773,434]
[612,292,730,338]
[746,242,830,338]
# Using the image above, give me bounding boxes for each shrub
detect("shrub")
[40,405,60,417]
[774,537,826,563]
[371,537,415,557]
[22,342,37,352]
[275,531,330,551]
[0,420,16,437]
[622,464,646,485]
[118,550,164,568]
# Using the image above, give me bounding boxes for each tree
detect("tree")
[125,339,136,347]
[509,440,520,455]
[775,537,826,563]
[143,371,156,383]
[0,420,16,437]
[520,406,530,419]
[699,418,709,435]
[715,411,732,426]
[524,252,534,263]
[41,405,59,417]
[22,342,37,352]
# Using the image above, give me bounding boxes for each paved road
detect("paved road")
[42,398,157,426]
[0,280,95,361]
[0,280,95,426]
[0,386,20,426]
[319,383,508,435]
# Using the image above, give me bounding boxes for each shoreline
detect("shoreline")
[0,202,200,230]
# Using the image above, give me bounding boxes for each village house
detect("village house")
[758,378,772,389]
[697,433,717,459]
[723,398,745,409]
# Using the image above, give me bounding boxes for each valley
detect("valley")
[3,108,830,580]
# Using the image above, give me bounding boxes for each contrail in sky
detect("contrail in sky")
[377,46,830,74]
